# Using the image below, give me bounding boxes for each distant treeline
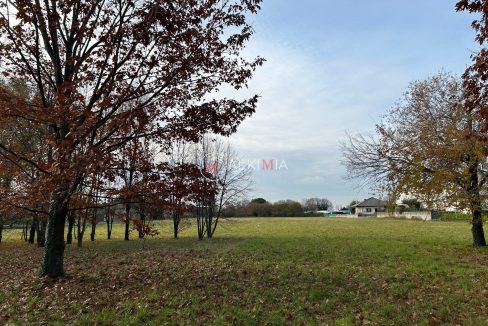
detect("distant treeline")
[222,198,336,217]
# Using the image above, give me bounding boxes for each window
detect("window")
[366,208,372,213]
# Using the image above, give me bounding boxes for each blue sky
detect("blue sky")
[228,0,478,208]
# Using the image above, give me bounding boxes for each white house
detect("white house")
[354,197,388,216]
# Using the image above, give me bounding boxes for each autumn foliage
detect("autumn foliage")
[456,0,488,131]
[0,0,263,277]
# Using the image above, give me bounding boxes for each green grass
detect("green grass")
[1,217,488,325]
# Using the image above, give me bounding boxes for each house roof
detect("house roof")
[355,197,388,208]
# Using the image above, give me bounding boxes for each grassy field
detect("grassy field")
[1,217,488,325]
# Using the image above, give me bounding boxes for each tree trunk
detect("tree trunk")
[39,197,68,277]
[173,212,181,239]
[107,220,112,240]
[66,211,75,244]
[210,192,225,238]
[173,213,179,239]
[29,216,38,244]
[468,157,486,247]
[210,217,219,238]
[0,223,3,244]
[472,209,486,246]
[22,222,29,242]
[103,204,113,240]
[139,208,145,239]
[124,204,130,241]
[90,223,96,241]
[106,214,113,240]
[124,221,129,240]
[206,215,213,239]
[37,220,47,247]
[196,204,206,241]
[77,216,87,248]
[206,198,215,239]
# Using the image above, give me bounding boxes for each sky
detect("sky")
[226,0,478,208]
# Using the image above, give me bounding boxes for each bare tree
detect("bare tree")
[162,135,252,238]
[196,136,252,238]
[342,72,488,246]
[303,198,333,212]
[163,140,191,239]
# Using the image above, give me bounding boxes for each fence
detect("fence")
[376,211,431,221]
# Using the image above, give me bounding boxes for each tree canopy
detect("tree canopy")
[342,72,488,245]
[0,0,263,277]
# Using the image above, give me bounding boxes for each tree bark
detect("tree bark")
[124,204,130,241]
[472,209,486,246]
[77,215,87,248]
[210,190,226,238]
[206,198,215,239]
[39,197,68,277]
[105,203,113,240]
[173,211,180,239]
[468,158,486,246]
[139,208,145,239]
[90,223,96,241]
[22,222,28,242]
[470,176,486,246]
[106,212,113,240]
[210,217,219,238]
[206,215,213,239]
[37,220,47,247]
[91,182,99,242]
[196,204,206,240]
[29,216,38,244]
[107,220,112,239]
[124,221,129,240]
[66,211,75,244]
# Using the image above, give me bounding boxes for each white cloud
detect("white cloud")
[230,40,413,155]
[217,0,476,205]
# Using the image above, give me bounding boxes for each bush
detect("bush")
[440,212,488,222]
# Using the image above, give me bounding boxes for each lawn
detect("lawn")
[1,217,488,325]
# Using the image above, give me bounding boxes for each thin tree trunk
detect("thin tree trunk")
[91,181,100,242]
[211,217,219,238]
[470,178,486,246]
[106,207,113,240]
[196,204,206,240]
[107,219,112,240]
[206,215,213,239]
[39,197,68,277]
[206,197,215,239]
[173,212,179,239]
[77,215,87,248]
[468,158,486,246]
[90,222,96,241]
[139,207,145,239]
[22,222,29,242]
[37,220,47,247]
[0,223,3,244]
[66,211,75,244]
[125,220,130,240]
[29,216,38,244]
[123,169,134,241]
[210,191,226,238]
[124,204,130,241]
[77,216,81,246]
[171,197,180,239]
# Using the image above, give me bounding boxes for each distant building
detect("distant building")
[354,197,388,217]
[316,210,332,216]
